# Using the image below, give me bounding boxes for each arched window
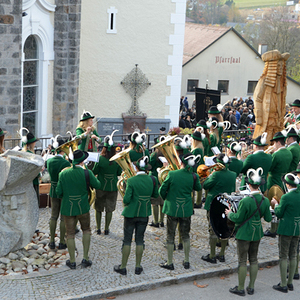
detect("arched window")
[23,35,39,135]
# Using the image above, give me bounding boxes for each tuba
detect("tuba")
[197,163,225,184]
[57,137,96,206]
[109,148,136,198]
[151,135,181,184]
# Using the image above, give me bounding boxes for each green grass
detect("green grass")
[234,0,287,9]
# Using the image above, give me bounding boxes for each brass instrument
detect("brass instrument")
[151,135,181,184]
[56,136,82,159]
[264,144,276,154]
[57,137,96,205]
[109,148,136,197]
[283,113,294,126]
[267,184,284,209]
[197,163,225,184]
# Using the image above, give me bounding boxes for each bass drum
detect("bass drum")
[209,193,244,239]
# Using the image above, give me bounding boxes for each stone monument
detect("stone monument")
[0,150,43,257]
[121,64,150,134]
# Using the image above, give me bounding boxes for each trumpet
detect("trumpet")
[283,113,294,126]
[264,144,276,154]
[197,163,225,184]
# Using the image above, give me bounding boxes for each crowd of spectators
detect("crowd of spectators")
[178,96,256,130]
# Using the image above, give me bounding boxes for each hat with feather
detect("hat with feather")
[245,167,264,186]
[213,153,229,167]
[181,152,201,172]
[51,135,65,152]
[0,128,7,137]
[134,156,152,171]
[18,127,39,146]
[174,135,191,150]
[191,130,205,141]
[103,130,118,150]
[80,110,94,122]
[252,132,268,146]
[282,172,300,187]
[227,141,242,154]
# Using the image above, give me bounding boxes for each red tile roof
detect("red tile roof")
[183,23,230,65]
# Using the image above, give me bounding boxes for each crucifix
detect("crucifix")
[204,96,213,111]
[121,64,151,116]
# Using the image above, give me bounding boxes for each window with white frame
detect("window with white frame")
[107,7,118,34]
[23,35,39,135]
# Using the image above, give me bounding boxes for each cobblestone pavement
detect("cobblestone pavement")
[0,197,279,300]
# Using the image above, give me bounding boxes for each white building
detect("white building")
[181,23,300,107]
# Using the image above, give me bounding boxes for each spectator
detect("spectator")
[179,114,186,128]
[235,108,241,124]
[229,109,238,130]
[239,108,250,128]
[180,96,184,112]
[185,115,193,129]
[183,97,189,111]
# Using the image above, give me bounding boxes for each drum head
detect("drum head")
[210,194,236,239]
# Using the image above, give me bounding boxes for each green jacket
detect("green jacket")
[240,150,272,193]
[287,142,300,172]
[27,150,41,185]
[129,148,150,163]
[228,157,243,178]
[228,193,272,241]
[122,172,158,218]
[46,155,71,198]
[160,168,201,218]
[275,188,300,236]
[267,148,293,191]
[207,127,223,156]
[92,155,122,191]
[192,147,204,168]
[76,127,102,152]
[149,151,163,179]
[203,168,236,211]
[202,137,210,156]
[56,166,101,216]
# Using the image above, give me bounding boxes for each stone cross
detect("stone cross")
[121,64,151,116]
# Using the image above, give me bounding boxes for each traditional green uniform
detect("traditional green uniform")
[76,127,102,152]
[227,192,272,293]
[192,147,204,166]
[274,188,300,289]
[159,167,201,267]
[267,147,293,191]
[240,150,272,193]
[129,148,149,162]
[46,155,71,245]
[287,142,300,172]
[228,156,243,178]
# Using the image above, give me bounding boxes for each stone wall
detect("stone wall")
[53,0,81,135]
[0,0,22,138]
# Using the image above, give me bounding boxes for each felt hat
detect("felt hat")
[72,149,89,165]
[213,153,229,166]
[0,128,7,137]
[208,106,221,114]
[245,167,264,186]
[290,99,300,107]
[154,135,166,144]
[227,141,242,153]
[51,135,65,149]
[131,131,146,144]
[80,110,94,121]
[196,119,208,129]
[191,130,205,141]
[270,131,286,142]
[103,130,118,149]
[174,135,191,150]
[286,127,300,142]
[181,152,201,167]
[134,156,152,171]
[159,127,166,132]
[282,173,300,186]
[252,132,268,146]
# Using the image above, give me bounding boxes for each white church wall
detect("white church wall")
[79,0,185,130]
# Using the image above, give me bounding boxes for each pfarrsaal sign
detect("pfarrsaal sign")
[215,56,241,64]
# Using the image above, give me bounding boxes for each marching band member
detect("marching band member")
[202,154,236,264]
[285,99,300,126]
[20,128,41,205]
[265,131,292,238]
[46,136,71,250]
[271,173,300,293]
[196,119,211,156]
[129,131,149,162]
[285,128,300,172]
[208,105,223,122]
[56,150,101,269]
[149,136,166,228]
[227,142,243,179]
[76,110,102,152]
[206,117,227,156]
[159,153,201,270]
[191,131,205,208]
[225,168,272,296]
[92,130,122,235]
[0,128,7,154]
[240,133,272,194]
[114,156,158,275]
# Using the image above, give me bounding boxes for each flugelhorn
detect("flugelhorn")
[109,148,136,197]
[152,135,181,184]
[264,144,276,154]
[197,163,225,184]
